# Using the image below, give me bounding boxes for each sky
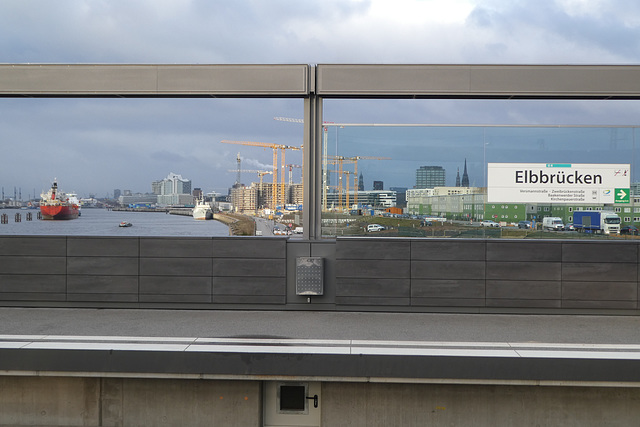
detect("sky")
[3,0,640,199]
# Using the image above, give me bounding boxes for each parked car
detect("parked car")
[620,225,639,235]
[480,220,500,227]
[564,223,575,231]
[367,224,385,232]
[518,221,532,229]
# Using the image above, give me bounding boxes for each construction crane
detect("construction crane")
[221,140,300,209]
[228,169,273,209]
[286,164,301,185]
[274,117,303,123]
[325,155,391,212]
[235,153,242,186]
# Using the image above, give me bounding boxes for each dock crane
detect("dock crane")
[221,140,300,209]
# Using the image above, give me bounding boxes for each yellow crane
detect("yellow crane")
[326,155,390,211]
[221,140,300,209]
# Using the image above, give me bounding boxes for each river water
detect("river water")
[0,208,230,237]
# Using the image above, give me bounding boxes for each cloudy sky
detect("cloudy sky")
[2,0,640,199]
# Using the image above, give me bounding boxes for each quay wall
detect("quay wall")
[0,236,639,313]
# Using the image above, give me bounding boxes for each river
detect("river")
[0,208,230,237]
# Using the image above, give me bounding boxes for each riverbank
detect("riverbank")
[213,213,255,236]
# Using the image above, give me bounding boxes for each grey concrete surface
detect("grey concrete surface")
[2,307,640,344]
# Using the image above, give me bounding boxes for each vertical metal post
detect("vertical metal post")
[303,67,323,240]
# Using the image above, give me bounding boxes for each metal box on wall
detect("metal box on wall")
[295,257,324,295]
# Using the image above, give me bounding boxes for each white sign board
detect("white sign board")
[487,163,630,204]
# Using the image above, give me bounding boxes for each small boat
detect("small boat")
[119,221,132,227]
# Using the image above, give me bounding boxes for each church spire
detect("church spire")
[455,167,461,187]
[461,158,470,187]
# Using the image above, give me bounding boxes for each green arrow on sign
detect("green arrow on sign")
[615,188,630,203]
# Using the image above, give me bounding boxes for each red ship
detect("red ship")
[39,179,80,220]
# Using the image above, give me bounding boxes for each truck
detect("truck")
[572,211,621,234]
[542,216,564,231]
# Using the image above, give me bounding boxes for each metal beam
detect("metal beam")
[316,64,640,99]
[0,64,310,97]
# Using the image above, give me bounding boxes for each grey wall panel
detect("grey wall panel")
[68,257,138,276]
[562,263,637,282]
[412,261,485,280]
[0,256,66,274]
[0,275,66,293]
[140,237,212,258]
[67,276,138,294]
[486,298,562,308]
[336,278,410,297]
[486,241,561,262]
[486,281,561,300]
[336,260,410,279]
[140,258,211,277]
[211,238,287,258]
[214,277,286,297]
[213,295,286,304]
[562,282,638,301]
[140,276,212,296]
[67,237,139,257]
[140,294,214,303]
[0,236,66,256]
[412,279,485,299]
[67,293,139,302]
[486,262,561,281]
[412,297,485,307]
[336,296,411,306]
[562,299,638,309]
[336,239,410,260]
[212,259,286,277]
[0,292,66,301]
[562,242,638,263]
[411,240,485,261]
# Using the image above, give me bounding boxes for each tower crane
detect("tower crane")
[285,164,301,185]
[228,169,274,209]
[221,140,300,209]
[325,155,391,212]
[235,152,242,186]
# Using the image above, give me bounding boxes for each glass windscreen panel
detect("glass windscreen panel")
[320,124,637,239]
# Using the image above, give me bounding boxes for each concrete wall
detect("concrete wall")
[1,235,639,313]
[321,382,640,427]
[2,376,639,427]
[0,376,260,427]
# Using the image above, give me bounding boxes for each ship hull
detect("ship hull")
[40,204,80,220]
[193,207,213,220]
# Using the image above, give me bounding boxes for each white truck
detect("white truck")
[573,211,621,235]
[542,216,564,231]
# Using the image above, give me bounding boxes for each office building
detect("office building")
[416,166,445,189]
[156,172,193,206]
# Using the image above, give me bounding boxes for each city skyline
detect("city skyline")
[3,2,640,197]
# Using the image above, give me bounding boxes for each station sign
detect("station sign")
[487,163,630,204]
